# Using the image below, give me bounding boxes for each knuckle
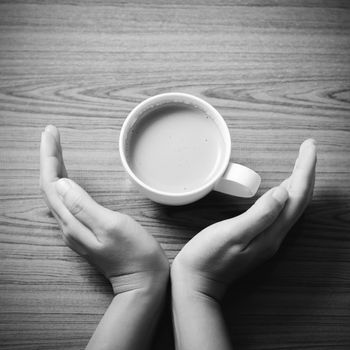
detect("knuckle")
[260,204,277,223]
[66,192,84,216]
[61,223,74,239]
[103,212,125,233]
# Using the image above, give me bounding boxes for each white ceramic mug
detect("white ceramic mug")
[119,93,261,205]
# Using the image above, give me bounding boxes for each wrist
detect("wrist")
[171,261,233,350]
[110,269,169,296]
[87,271,168,350]
[171,260,227,302]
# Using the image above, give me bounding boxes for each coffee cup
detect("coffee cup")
[119,93,261,205]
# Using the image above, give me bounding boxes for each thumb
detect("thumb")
[229,186,289,246]
[55,178,112,232]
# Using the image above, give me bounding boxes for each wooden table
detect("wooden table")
[1,1,349,349]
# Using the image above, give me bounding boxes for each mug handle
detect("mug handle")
[214,163,261,198]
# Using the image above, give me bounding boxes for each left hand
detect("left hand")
[40,125,169,295]
[171,139,317,300]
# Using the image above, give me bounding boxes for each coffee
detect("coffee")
[126,104,226,193]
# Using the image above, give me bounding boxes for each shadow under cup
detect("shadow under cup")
[119,93,232,205]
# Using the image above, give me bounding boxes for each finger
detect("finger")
[280,140,316,216]
[245,140,317,257]
[40,131,63,188]
[56,178,115,233]
[40,128,97,250]
[40,130,64,214]
[44,125,68,178]
[281,139,317,223]
[217,186,289,247]
[40,129,64,223]
[45,124,61,145]
[280,176,291,190]
[40,129,67,223]
[281,177,315,205]
[43,180,98,249]
[289,139,317,198]
[42,186,98,253]
[51,208,95,256]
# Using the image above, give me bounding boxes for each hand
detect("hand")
[40,125,169,294]
[171,139,317,300]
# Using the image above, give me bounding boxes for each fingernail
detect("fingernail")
[56,178,71,196]
[309,139,316,146]
[304,139,316,148]
[272,186,289,205]
[301,139,316,152]
[45,125,56,135]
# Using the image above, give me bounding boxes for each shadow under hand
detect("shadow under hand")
[222,196,350,349]
[155,191,255,238]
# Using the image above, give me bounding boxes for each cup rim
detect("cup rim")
[119,92,231,199]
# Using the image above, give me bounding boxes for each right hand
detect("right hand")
[40,125,169,294]
[171,139,317,300]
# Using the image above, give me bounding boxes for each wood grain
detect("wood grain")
[1,1,350,349]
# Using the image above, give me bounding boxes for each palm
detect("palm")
[172,139,316,300]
